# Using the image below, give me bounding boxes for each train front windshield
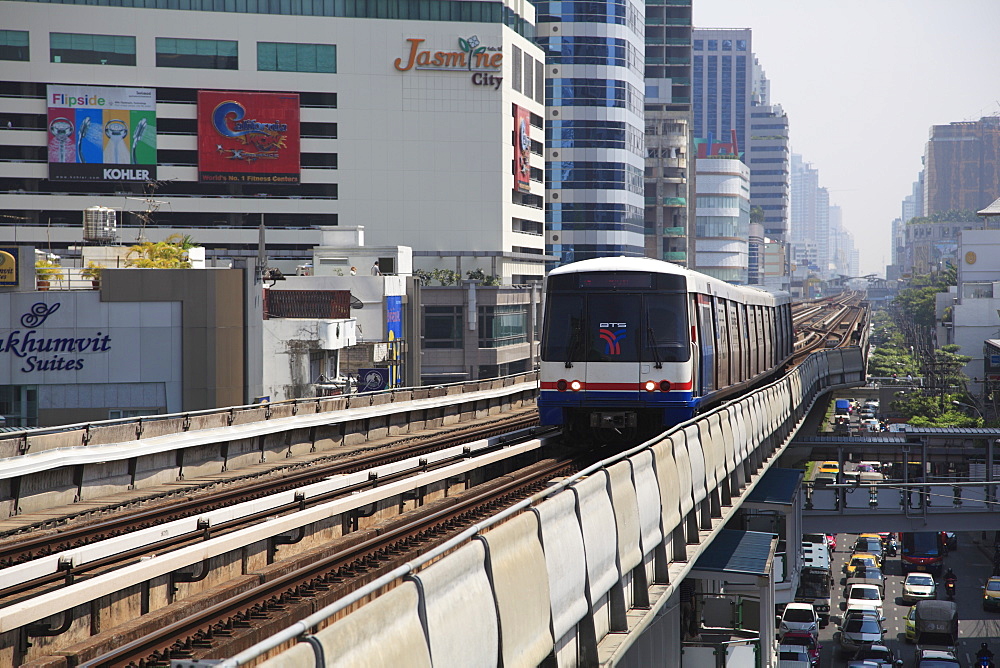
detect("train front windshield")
[542,273,690,363]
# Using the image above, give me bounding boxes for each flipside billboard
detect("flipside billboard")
[514,105,531,193]
[197,91,300,184]
[46,85,157,182]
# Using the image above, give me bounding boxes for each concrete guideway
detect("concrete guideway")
[0,376,538,518]
[230,348,867,668]
[0,432,553,634]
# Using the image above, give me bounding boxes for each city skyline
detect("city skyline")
[696,0,1000,277]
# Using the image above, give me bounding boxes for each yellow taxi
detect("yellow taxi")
[904,605,916,640]
[818,461,840,475]
[983,575,1000,611]
[859,533,884,546]
[845,553,879,577]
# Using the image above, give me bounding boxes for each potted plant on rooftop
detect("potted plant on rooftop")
[81,261,103,288]
[35,259,63,290]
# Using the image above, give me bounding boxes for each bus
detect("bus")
[900,531,945,575]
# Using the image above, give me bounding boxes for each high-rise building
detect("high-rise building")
[924,116,1000,216]
[643,0,692,266]
[902,174,924,223]
[0,2,546,283]
[535,0,646,265]
[691,28,789,288]
[748,57,789,242]
[692,29,751,154]
[694,155,749,283]
[790,153,831,278]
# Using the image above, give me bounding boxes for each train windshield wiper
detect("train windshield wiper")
[565,323,583,368]
[646,327,663,369]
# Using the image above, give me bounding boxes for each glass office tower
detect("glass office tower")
[535,0,647,265]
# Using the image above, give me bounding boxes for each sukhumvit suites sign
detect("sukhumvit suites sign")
[0,303,111,372]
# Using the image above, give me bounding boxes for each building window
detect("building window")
[424,306,463,348]
[50,32,135,65]
[257,42,336,73]
[478,304,527,348]
[156,38,237,69]
[0,30,29,61]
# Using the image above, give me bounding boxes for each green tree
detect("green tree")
[125,234,195,268]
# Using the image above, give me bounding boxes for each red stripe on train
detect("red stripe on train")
[540,380,694,391]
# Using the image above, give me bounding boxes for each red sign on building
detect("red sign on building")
[197,91,300,184]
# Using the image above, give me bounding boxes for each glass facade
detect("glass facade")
[478,305,527,348]
[536,0,646,264]
[50,32,136,65]
[17,0,534,39]
[423,306,463,349]
[258,42,336,72]
[547,161,643,193]
[156,38,238,69]
[0,30,29,61]
[547,120,643,154]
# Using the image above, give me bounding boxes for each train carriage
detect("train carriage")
[538,257,792,444]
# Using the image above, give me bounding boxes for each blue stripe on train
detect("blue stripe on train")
[538,390,700,427]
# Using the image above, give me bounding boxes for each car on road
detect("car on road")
[846,566,886,599]
[779,602,819,637]
[818,461,840,476]
[845,554,880,577]
[837,609,884,658]
[902,572,937,604]
[847,643,901,667]
[778,646,812,668]
[780,632,821,667]
[915,648,960,668]
[983,575,1000,611]
[903,605,916,642]
[844,583,885,620]
[853,536,885,566]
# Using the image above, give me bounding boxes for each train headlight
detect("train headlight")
[569,380,582,392]
[556,379,568,392]
[659,380,671,392]
[644,381,657,392]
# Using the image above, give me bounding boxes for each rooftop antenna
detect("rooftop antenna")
[123,179,171,241]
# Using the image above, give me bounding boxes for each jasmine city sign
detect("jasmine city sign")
[393,35,504,90]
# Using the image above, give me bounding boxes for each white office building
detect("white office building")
[0,1,546,284]
[694,154,749,284]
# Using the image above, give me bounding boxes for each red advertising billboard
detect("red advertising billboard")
[514,105,531,193]
[197,91,300,184]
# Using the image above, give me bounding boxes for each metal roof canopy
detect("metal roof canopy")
[794,426,1000,445]
[689,530,777,584]
[744,468,803,507]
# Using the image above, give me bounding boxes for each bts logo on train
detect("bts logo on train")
[599,323,627,355]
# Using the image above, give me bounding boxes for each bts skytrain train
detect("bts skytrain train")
[538,257,793,443]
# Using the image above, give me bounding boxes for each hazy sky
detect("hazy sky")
[695,0,1000,276]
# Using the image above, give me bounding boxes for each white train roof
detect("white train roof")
[547,256,790,307]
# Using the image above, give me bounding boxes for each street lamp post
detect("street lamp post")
[952,400,985,421]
